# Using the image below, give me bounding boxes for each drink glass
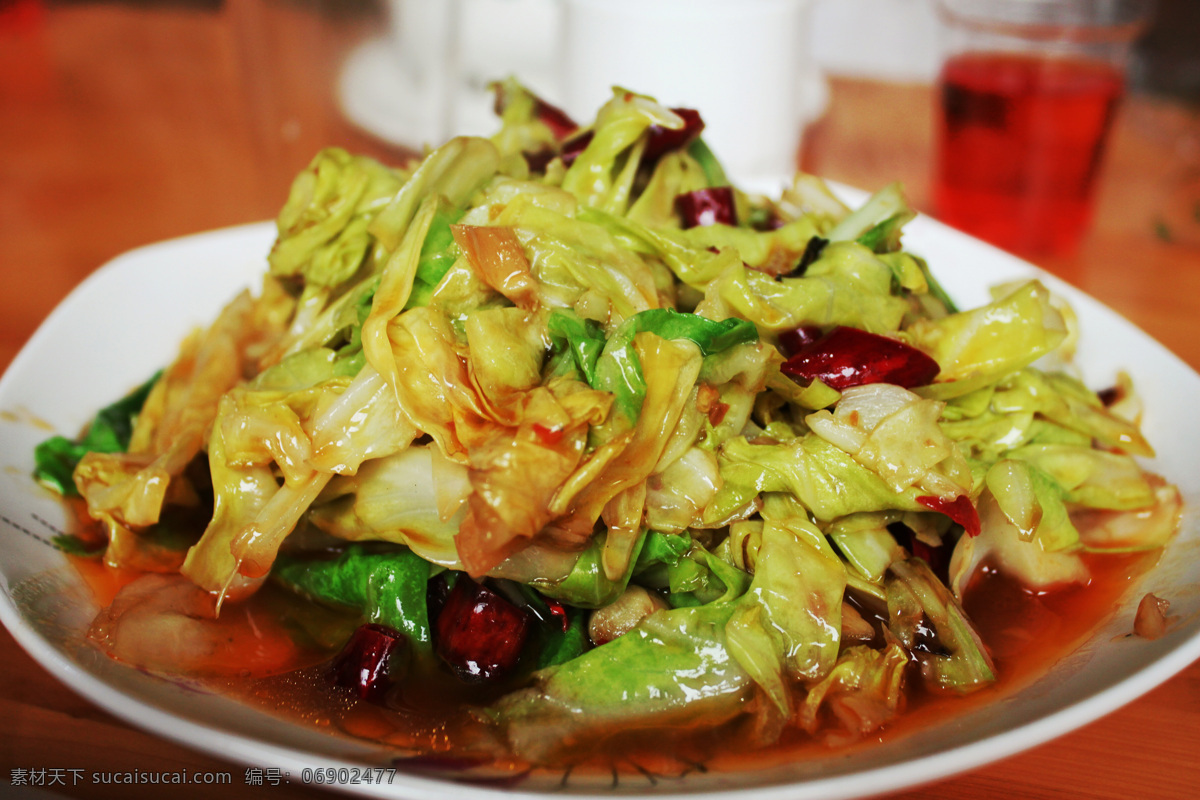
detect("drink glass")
[932,0,1153,258]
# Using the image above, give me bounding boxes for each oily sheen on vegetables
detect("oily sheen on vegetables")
[43,79,1181,768]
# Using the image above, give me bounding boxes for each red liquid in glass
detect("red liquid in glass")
[934,52,1124,257]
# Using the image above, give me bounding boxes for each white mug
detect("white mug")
[380,0,562,143]
[356,0,822,183]
[561,0,819,183]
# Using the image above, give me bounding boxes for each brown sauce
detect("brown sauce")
[66,540,1160,780]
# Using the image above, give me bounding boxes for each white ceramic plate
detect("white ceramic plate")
[2,203,1199,800]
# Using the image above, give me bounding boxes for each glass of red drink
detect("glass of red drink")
[933,0,1154,258]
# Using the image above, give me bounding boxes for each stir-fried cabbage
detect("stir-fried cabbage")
[50,81,1181,766]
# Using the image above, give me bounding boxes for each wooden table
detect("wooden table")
[2,3,1198,799]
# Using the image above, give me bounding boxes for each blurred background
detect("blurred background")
[2,0,1193,371]
[2,0,1197,267]
[1,1,1200,798]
